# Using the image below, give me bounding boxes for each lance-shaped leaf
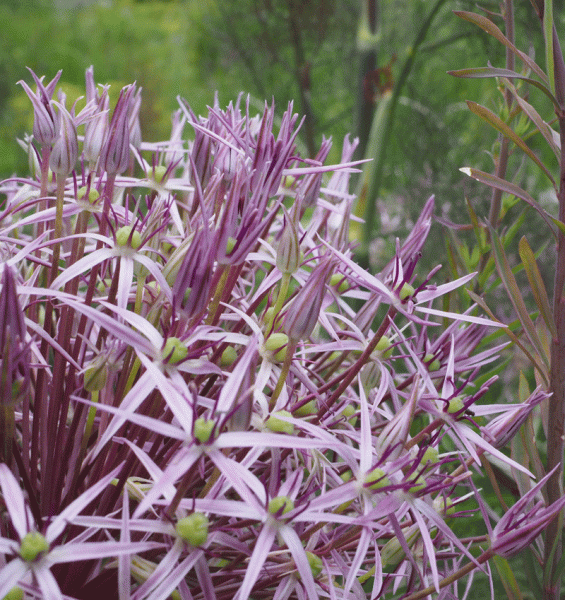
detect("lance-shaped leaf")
[448,67,559,109]
[466,101,555,186]
[502,79,560,158]
[489,225,549,370]
[518,236,557,339]
[460,167,559,237]
[468,289,549,386]
[453,11,548,83]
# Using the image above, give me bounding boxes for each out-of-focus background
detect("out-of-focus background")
[1,0,561,247]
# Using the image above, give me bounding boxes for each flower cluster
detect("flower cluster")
[0,68,559,600]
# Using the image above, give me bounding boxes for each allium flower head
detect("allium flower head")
[0,66,535,600]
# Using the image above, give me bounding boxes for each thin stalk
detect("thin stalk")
[359,0,448,264]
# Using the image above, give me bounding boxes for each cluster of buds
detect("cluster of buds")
[0,67,559,600]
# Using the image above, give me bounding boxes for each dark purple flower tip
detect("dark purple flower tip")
[49,101,78,177]
[283,256,334,341]
[99,84,136,175]
[18,69,62,147]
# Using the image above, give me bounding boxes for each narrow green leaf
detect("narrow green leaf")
[544,0,555,96]
[518,236,557,339]
[466,101,555,185]
[453,11,548,83]
[502,79,560,158]
[448,67,559,108]
[489,226,549,370]
[493,555,523,600]
[460,168,558,238]
[466,290,549,384]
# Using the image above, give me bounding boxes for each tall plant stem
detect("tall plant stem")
[358,0,447,265]
[545,110,565,598]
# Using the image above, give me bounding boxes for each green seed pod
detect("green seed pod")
[77,186,100,204]
[433,495,457,517]
[268,495,294,515]
[147,165,168,184]
[220,346,238,367]
[116,225,142,249]
[2,588,23,600]
[264,333,289,362]
[293,399,317,417]
[306,551,323,578]
[161,337,188,364]
[84,357,108,392]
[399,282,415,300]
[419,446,439,467]
[375,335,393,359]
[175,513,209,546]
[194,417,215,444]
[381,524,420,568]
[446,396,464,414]
[330,273,349,293]
[423,353,441,372]
[226,236,237,255]
[20,531,49,562]
[408,475,427,494]
[364,467,390,490]
[265,410,294,434]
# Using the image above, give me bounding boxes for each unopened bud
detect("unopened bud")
[161,337,188,364]
[263,333,289,362]
[265,410,294,434]
[268,495,294,515]
[194,417,215,444]
[115,225,142,249]
[20,531,49,562]
[175,513,209,546]
[276,215,302,274]
[365,467,390,490]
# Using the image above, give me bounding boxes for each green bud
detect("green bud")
[116,225,142,249]
[293,400,317,417]
[420,446,439,466]
[375,335,393,359]
[2,588,23,600]
[220,346,238,367]
[381,524,420,568]
[365,467,390,490]
[433,495,456,517]
[265,410,294,434]
[330,273,349,293]
[446,396,464,414]
[194,417,215,444]
[226,236,237,255]
[20,531,49,562]
[423,353,441,372]
[268,495,294,515]
[84,358,108,392]
[77,186,100,204]
[148,165,168,184]
[162,337,188,364]
[306,551,323,578]
[264,333,289,362]
[408,475,427,494]
[175,513,209,546]
[399,283,415,300]
[263,307,276,330]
